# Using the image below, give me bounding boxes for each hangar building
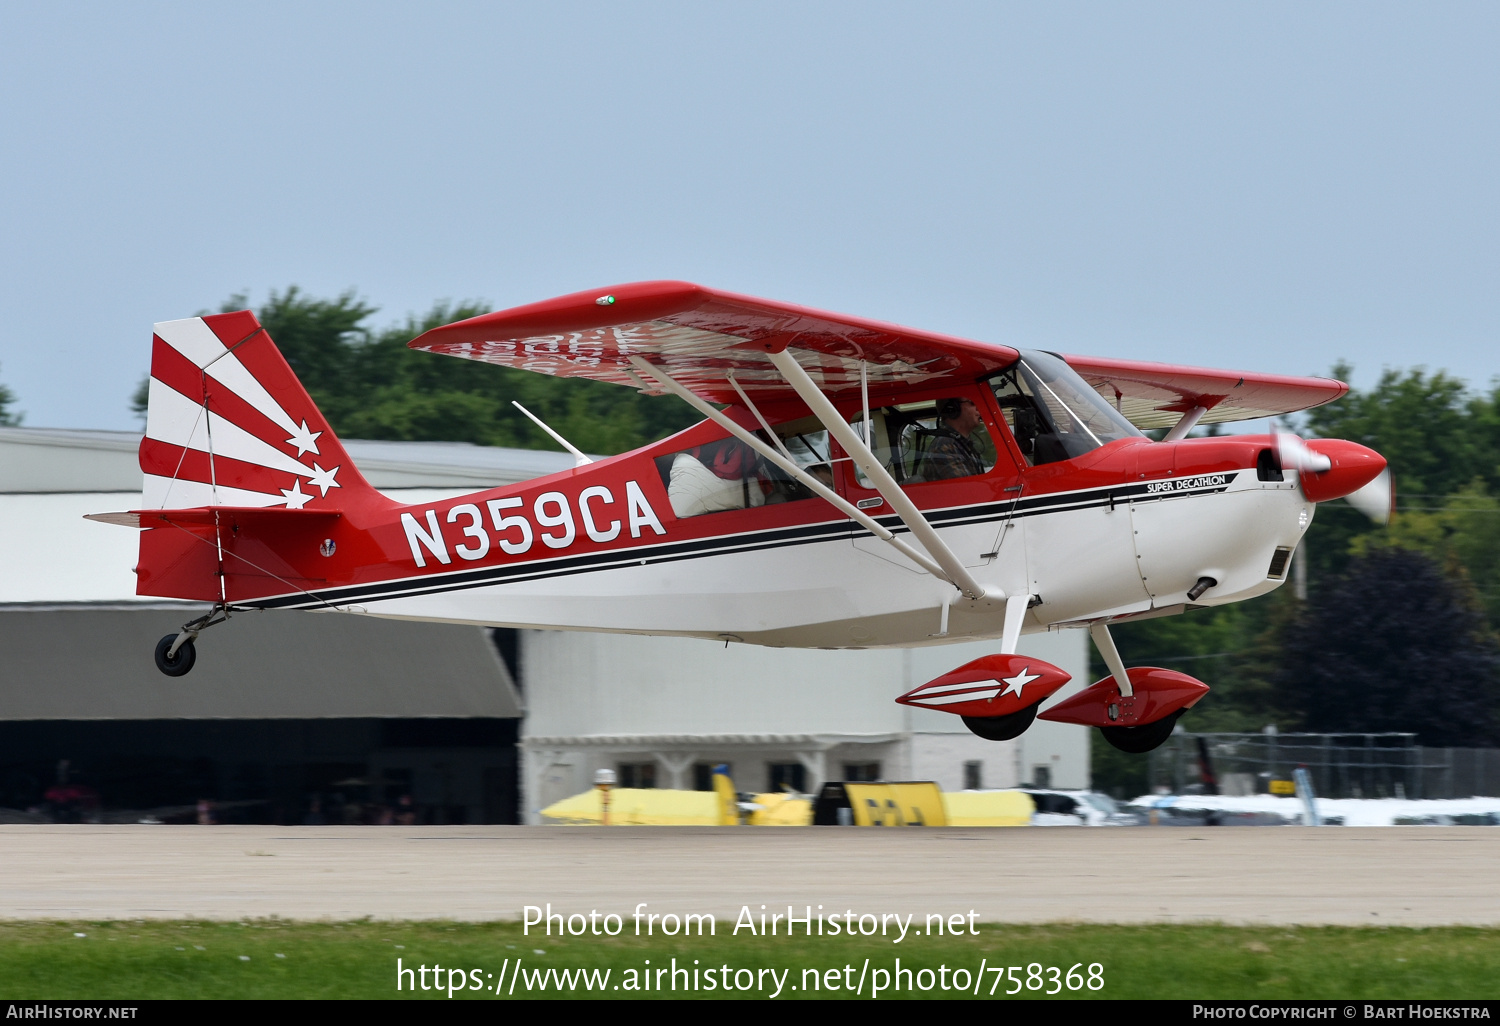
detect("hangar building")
[0,426,1089,824]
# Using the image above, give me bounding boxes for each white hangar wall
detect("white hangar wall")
[520,627,1090,821]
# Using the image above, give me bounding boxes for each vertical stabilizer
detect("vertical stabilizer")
[139,311,379,512]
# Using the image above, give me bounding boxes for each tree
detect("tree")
[1302,363,1500,584]
[1273,547,1500,746]
[0,366,20,426]
[1355,481,1500,626]
[1306,363,1492,498]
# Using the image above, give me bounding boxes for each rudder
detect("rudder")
[140,310,380,513]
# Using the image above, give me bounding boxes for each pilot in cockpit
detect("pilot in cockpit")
[923,398,990,479]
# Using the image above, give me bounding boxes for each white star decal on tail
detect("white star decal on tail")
[280,480,312,509]
[286,420,322,457]
[305,463,341,497]
[999,666,1042,698]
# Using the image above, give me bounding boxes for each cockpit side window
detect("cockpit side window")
[847,398,997,487]
[990,351,1142,466]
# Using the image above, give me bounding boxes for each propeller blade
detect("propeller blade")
[1275,428,1332,473]
[1344,467,1394,524]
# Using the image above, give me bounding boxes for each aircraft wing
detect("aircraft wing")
[409,280,1346,424]
[1062,354,1348,429]
[408,280,1020,404]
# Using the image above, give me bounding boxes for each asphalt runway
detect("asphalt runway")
[2,825,1495,927]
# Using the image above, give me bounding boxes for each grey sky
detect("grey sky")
[1,2,1496,430]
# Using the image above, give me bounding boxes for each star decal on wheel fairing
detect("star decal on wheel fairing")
[999,666,1042,698]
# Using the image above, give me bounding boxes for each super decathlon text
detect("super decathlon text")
[401,481,665,568]
[1145,473,1229,494]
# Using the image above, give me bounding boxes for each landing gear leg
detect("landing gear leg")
[153,604,230,677]
[1087,621,1190,752]
[1089,622,1132,699]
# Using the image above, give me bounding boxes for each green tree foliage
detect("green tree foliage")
[1302,364,1500,583]
[1351,482,1500,625]
[1273,548,1500,746]
[256,287,702,454]
[0,366,18,426]
[1308,363,1494,497]
[130,375,148,424]
[145,287,703,455]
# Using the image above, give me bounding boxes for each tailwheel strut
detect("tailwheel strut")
[153,604,230,677]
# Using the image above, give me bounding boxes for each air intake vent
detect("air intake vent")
[1257,448,1284,482]
[1267,546,1294,579]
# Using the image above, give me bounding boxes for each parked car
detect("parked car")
[1022,789,1145,826]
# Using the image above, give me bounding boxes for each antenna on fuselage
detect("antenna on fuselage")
[511,401,594,467]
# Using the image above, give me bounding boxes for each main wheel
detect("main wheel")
[962,702,1039,741]
[1099,709,1183,754]
[154,634,196,677]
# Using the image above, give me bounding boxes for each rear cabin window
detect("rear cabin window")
[654,415,833,520]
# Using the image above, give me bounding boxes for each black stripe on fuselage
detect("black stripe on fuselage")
[248,472,1241,610]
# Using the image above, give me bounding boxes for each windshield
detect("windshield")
[990,350,1142,465]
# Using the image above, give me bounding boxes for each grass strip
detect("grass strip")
[1,920,1496,1000]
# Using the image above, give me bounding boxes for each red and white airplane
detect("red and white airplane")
[89,281,1390,754]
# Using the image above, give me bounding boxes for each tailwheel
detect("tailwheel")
[1098,709,1184,754]
[151,604,230,677]
[154,634,196,677]
[962,702,1039,742]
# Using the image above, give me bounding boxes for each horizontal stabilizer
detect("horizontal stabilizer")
[85,507,343,530]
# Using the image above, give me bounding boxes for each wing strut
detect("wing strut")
[627,357,952,582]
[766,349,994,601]
[1161,405,1208,442]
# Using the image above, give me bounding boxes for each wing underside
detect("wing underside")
[409,280,1346,425]
[1064,354,1347,429]
[408,280,1020,405]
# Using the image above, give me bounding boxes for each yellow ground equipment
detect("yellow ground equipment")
[541,772,1032,827]
[539,765,814,825]
[811,782,948,826]
[539,787,727,825]
[745,790,814,826]
[941,789,1036,826]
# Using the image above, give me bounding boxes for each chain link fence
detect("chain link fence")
[1149,732,1500,799]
